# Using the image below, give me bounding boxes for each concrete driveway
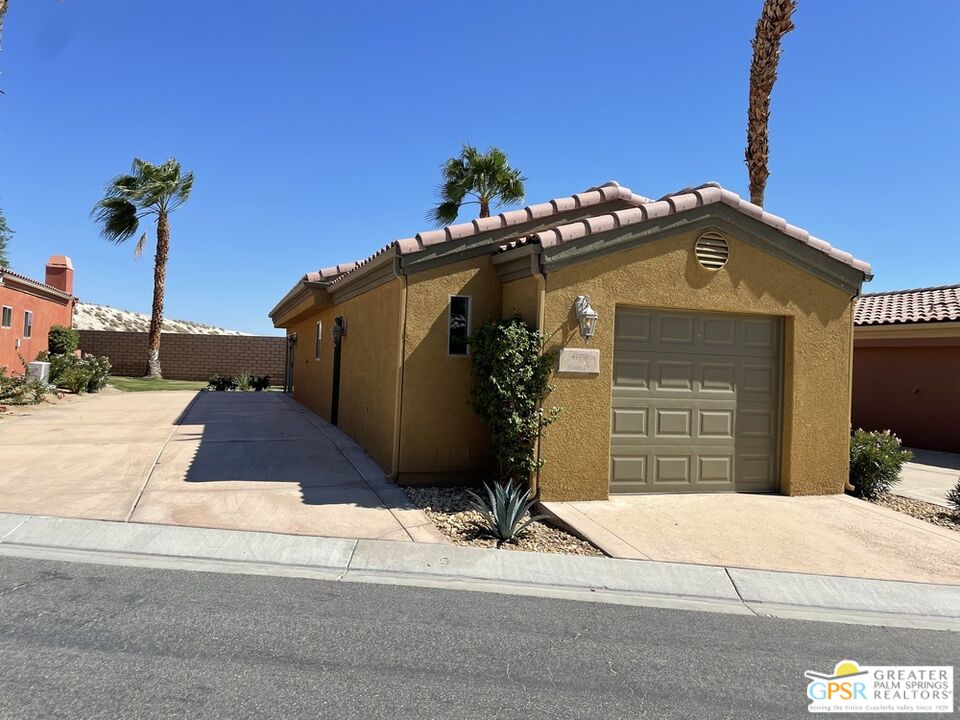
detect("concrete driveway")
[0,390,442,543]
[900,449,960,507]
[542,493,960,584]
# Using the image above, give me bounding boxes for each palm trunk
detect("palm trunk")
[479,199,490,218]
[146,211,169,378]
[745,0,797,207]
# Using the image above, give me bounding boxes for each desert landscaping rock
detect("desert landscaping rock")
[402,486,603,556]
[870,493,960,532]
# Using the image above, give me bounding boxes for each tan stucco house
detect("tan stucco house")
[269,181,871,501]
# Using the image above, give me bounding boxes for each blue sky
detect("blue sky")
[1,1,957,335]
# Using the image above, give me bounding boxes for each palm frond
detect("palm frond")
[92,197,140,243]
[133,231,148,257]
[93,157,194,240]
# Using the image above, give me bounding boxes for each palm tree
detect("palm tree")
[93,158,194,378]
[428,144,525,226]
[745,0,797,207]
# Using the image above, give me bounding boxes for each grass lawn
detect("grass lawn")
[108,376,208,392]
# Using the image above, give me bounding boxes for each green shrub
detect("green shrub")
[207,374,237,391]
[83,355,111,393]
[250,375,271,391]
[233,371,252,392]
[848,429,912,499]
[946,479,960,517]
[48,325,80,355]
[57,366,90,394]
[469,319,560,484]
[48,353,111,394]
[0,365,49,405]
[466,481,546,544]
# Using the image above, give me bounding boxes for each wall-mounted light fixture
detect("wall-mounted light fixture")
[331,317,347,344]
[574,295,598,342]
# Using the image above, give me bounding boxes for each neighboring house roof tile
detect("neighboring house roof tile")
[0,266,73,298]
[854,284,960,326]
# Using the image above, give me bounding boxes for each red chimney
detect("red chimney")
[45,255,74,295]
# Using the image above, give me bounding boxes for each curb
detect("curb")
[0,512,958,631]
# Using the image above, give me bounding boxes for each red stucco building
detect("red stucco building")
[853,284,960,453]
[0,256,76,375]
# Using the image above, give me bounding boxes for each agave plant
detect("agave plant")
[466,481,546,544]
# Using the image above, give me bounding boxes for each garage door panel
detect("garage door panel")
[655,361,694,391]
[741,364,777,394]
[611,408,648,435]
[654,455,692,483]
[738,408,776,439]
[701,317,737,347]
[613,358,649,388]
[701,363,736,393]
[611,307,782,494]
[698,456,734,485]
[699,409,734,438]
[657,315,696,345]
[654,408,692,438]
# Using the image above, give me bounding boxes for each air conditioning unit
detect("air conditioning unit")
[26,361,51,384]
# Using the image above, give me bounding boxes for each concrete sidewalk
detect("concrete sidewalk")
[1,512,958,631]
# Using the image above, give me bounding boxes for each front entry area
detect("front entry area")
[610,307,782,493]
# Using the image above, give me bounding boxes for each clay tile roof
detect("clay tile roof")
[0,266,72,297]
[288,180,870,300]
[855,284,960,326]
[326,181,648,286]
[506,181,871,275]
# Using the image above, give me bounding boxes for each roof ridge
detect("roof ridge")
[521,183,870,275]
[859,283,960,298]
[326,180,645,287]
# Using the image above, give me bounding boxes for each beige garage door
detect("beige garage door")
[610,307,782,493]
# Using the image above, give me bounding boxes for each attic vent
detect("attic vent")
[695,232,729,270]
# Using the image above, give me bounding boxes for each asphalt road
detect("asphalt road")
[0,556,956,719]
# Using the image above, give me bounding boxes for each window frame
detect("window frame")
[315,320,322,360]
[447,295,471,357]
[22,310,33,338]
[0,305,11,329]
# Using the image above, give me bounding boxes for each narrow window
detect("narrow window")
[23,310,33,338]
[0,306,11,328]
[448,296,470,356]
[315,321,322,359]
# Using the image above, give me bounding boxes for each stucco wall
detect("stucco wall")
[288,309,334,416]
[852,341,960,453]
[501,274,544,328]
[537,228,855,501]
[290,280,404,474]
[0,285,73,375]
[398,256,502,482]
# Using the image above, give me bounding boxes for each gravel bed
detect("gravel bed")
[868,493,959,532]
[402,486,603,556]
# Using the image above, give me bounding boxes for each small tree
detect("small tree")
[469,319,560,485]
[0,208,12,267]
